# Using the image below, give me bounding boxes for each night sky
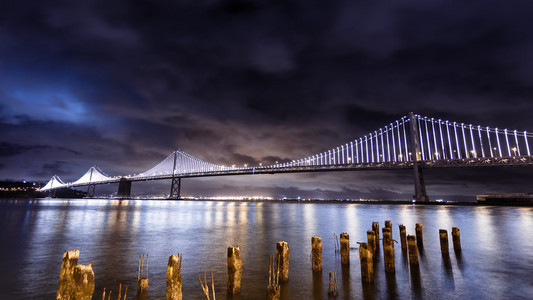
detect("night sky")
[1,1,532,199]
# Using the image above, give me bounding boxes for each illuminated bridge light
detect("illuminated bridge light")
[37,113,533,192]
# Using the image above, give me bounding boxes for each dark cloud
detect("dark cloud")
[1,0,532,198]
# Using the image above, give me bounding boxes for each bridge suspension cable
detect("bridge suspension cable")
[264,114,533,169]
[38,113,533,192]
[133,150,234,179]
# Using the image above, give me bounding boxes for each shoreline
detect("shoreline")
[4,197,532,206]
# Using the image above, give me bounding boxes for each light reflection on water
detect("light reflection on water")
[0,199,532,299]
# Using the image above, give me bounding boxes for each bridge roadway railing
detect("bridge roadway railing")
[52,155,533,190]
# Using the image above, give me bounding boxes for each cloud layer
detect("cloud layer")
[1,1,532,199]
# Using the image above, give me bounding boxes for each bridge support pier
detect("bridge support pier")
[169,177,181,199]
[413,166,429,202]
[117,178,132,199]
[409,112,430,202]
[87,184,96,198]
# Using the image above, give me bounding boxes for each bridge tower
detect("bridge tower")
[408,112,430,202]
[169,150,182,199]
[117,178,132,199]
[87,167,95,198]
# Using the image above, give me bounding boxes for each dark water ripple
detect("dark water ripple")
[0,199,532,299]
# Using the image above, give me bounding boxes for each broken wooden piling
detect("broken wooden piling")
[57,249,80,299]
[385,220,392,234]
[452,227,461,252]
[166,254,183,300]
[267,255,280,300]
[439,229,449,255]
[372,222,380,242]
[407,235,419,266]
[359,243,374,283]
[415,223,423,248]
[56,249,95,300]
[328,271,338,297]
[340,233,350,265]
[382,228,395,273]
[367,230,376,255]
[276,241,290,282]
[198,269,215,300]
[399,224,407,251]
[227,246,242,295]
[138,254,149,295]
[102,284,127,300]
[311,236,322,272]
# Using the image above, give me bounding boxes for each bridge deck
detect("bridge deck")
[54,156,533,189]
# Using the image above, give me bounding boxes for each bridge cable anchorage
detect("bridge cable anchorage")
[39,113,533,201]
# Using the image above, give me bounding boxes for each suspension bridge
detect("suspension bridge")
[39,112,533,201]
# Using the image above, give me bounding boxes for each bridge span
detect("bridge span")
[39,113,533,201]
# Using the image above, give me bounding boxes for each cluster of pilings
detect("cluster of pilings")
[56,223,461,299]
[356,221,462,287]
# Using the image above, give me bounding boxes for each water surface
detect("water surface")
[1,199,532,299]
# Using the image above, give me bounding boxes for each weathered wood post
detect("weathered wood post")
[71,263,95,300]
[138,254,149,295]
[267,255,280,300]
[372,222,380,242]
[385,220,392,234]
[382,228,395,273]
[340,233,350,264]
[367,230,376,255]
[334,233,340,254]
[415,223,423,248]
[311,236,322,272]
[166,254,183,300]
[399,224,407,251]
[276,241,290,282]
[359,243,373,283]
[227,246,242,295]
[57,249,80,299]
[102,284,127,300]
[452,227,461,252]
[439,229,449,255]
[328,272,336,296]
[198,269,215,300]
[56,249,95,300]
[407,235,419,266]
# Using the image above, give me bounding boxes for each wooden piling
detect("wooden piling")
[382,228,395,273]
[367,230,376,254]
[311,236,322,272]
[166,254,183,300]
[198,269,215,300]
[267,255,280,300]
[407,235,419,266]
[227,246,242,295]
[415,223,423,248]
[385,220,392,232]
[452,227,461,252]
[399,224,407,251]
[72,263,95,300]
[276,241,290,282]
[340,233,350,265]
[138,254,149,295]
[328,272,336,296]
[359,243,374,283]
[57,249,80,299]
[102,284,127,300]
[439,229,449,255]
[334,233,339,254]
[372,222,380,242]
[57,249,95,300]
